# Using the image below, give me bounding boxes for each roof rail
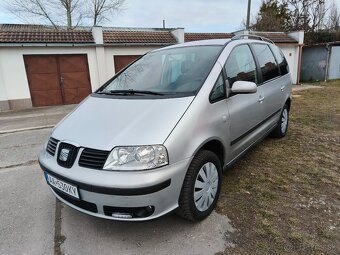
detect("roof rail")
[231,34,274,44]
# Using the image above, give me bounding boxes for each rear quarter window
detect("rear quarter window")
[252,44,279,82]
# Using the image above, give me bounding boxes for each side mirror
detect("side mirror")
[231,81,257,94]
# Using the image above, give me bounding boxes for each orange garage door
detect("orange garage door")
[24,54,92,107]
[114,55,141,73]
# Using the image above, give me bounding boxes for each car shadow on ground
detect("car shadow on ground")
[59,200,235,255]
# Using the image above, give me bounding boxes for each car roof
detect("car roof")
[151,39,230,52]
[179,39,231,46]
[152,38,272,52]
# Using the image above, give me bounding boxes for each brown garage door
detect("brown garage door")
[114,55,141,73]
[24,55,92,107]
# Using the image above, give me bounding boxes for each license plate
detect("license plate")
[45,172,79,199]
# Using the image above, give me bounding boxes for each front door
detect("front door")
[58,55,92,105]
[224,44,265,159]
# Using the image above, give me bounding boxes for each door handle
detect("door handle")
[60,76,64,86]
[258,96,264,103]
[280,86,285,91]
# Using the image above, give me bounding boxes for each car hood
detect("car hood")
[51,95,194,150]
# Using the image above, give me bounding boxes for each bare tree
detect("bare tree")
[326,0,340,30]
[287,0,310,31]
[309,0,328,31]
[6,0,58,28]
[286,0,328,32]
[57,0,83,29]
[87,0,125,26]
[5,0,124,29]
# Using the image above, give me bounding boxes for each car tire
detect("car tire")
[177,150,222,222]
[269,104,289,138]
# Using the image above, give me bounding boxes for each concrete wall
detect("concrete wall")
[0,47,100,110]
[0,52,10,110]
[329,46,340,80]
[0,45,159,111]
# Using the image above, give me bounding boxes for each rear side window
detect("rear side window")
[269,45,289,75]
[252,44,279,82]
[224,45,257,87]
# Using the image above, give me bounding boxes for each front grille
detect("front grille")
[79,148,110,169]
[53,188,98,213]
[57,143,79,168]
[46,137,59,156]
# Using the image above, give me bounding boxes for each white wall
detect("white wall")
[0,49,8,101]
[0,46,100,101]
[280,45,299,84]
[0,45,161,107]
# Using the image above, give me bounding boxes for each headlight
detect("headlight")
[103,145,168,171]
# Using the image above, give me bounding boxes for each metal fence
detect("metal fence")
[301,44,340,82]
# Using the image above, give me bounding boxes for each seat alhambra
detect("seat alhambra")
[39,36,292,221]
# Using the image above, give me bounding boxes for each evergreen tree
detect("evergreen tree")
[252,0,290,31]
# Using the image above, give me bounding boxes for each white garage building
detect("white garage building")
[0,24,303,111]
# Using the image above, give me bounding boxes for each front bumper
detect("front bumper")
[38,150,191,221]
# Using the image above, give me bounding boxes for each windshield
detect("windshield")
[99,46,223,96]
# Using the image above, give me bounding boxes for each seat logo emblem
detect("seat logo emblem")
[59,148,70,162]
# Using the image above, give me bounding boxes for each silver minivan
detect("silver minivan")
[39,36,292,221]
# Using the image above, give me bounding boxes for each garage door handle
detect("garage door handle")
[258,96,264,103]
[60,76,64,85]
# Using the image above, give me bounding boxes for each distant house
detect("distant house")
[300,42,340,82]
[0,24,303,111]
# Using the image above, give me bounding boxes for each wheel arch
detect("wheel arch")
[193,138,225,167]
[285,97,291,111]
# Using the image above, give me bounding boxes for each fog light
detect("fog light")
[111,212,133,219]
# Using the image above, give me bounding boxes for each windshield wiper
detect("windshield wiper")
[99,89,164,96]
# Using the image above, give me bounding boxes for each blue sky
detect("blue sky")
[0,0,264,32]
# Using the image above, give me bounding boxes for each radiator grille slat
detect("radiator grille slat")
[46,137,110,170]
[46,137,59,156]
[79,148,110,170]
